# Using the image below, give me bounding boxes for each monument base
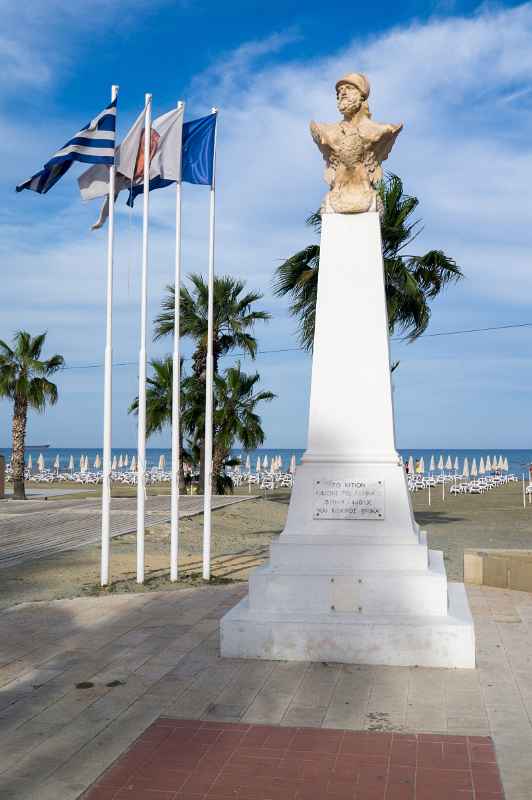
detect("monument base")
[220,212,475,669]
[221,581,474,668]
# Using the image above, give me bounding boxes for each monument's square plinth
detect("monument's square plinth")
[221,76,475,668]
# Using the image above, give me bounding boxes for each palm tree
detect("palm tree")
[154,274,270,489]
[0,332,64,499]
[182,362,275,494]
[155,274,270,378]
[273,174,463,350]
[129,356,189,490]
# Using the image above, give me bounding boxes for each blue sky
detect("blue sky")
[1,0,532,450]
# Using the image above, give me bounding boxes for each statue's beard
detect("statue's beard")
[338,98,362,116]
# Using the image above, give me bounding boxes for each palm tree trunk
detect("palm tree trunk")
[193,343,220,495]
[211,447,226,494]
[178,427,185,493]
[11,397,27,500]
[198,439,206,494]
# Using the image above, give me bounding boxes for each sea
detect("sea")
[3,447,532,476]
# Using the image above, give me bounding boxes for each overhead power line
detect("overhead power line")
[60,321,532,372]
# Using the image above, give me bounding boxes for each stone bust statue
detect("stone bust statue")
[310,73,403,214]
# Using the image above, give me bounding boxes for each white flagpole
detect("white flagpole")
[101,83,119,587]
[202,108,218,582]
[170,100,185,582]
[136,92,152,585]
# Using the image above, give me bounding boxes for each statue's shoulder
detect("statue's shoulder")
[358,116,402,142]
[359,116,403,163]
[310,120,340,146]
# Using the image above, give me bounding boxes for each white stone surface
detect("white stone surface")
[248,550,447,616]
[221,583,475,668]
[221,212,475,669]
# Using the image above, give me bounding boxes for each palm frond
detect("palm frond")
[273,173,463,349]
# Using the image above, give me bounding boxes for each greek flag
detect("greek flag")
[16,98,117,195]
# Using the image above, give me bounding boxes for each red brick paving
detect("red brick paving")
[82,718,504,800]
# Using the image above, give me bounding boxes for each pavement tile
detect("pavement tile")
[0,584,526,800]
[80,720,506,800]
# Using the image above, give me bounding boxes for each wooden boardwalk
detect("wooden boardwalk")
[0,495,255,570]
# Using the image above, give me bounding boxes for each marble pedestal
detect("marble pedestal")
[221,212,475,668]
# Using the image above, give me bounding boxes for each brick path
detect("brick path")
[0,583,530,799]
[83,718,503,799]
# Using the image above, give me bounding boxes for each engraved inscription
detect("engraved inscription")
[313,479,385,520]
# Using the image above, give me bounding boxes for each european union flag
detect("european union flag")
[127,111,217,207]
[181,112,216,186]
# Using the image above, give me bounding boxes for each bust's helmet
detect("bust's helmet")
[335,73,370,100]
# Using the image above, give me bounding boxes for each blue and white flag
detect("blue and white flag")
[126,111,217,206]
[16,98,117,195]
[79,105,184,229]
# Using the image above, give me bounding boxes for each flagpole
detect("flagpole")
[136,92,152,585]
[202,108,218,582]
[170,100,185,582]
[101,83,119,587]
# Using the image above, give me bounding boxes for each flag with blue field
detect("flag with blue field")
[126,110,217,207]
[16,98,117,195]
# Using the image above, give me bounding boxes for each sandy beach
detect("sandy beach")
[0,480,530,609]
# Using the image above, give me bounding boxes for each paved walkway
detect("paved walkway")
[2,489,97,499]
[0,495,256,570]
[0,583,530,799]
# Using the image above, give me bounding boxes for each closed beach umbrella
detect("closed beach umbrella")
[290,454,296,474]
[454,456,459,472]
[408,455,414,475]
[485,455,491,472]
[498,456,504,470]
[131,455,137,471]
[479,457,485,475]
[419,457,425,474]
[438,455,444,470]
[69,455,74,472]
[256,457,261,473]
[79,454,84,471]
[463,458,470,478]
[83,455,89,472]
[445,455,452,470]
[118,454,123,469]
[262,455,268,469]
[124,454,129,467]
[471,458,478,478]
[429,455,436,472]
[111,455,117,471]
[245,455,251,471]
[37,453,45,472]
[54,454,60,471]
[492,455,498,470]
[94,453,101,469]
[27,454,33,472]
[158,454,166,470]
[504,457,509,471]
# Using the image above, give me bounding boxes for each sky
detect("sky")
[1,0,532,450]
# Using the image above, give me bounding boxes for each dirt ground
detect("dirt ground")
[1,481,531,609]
[0,494,289,609]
